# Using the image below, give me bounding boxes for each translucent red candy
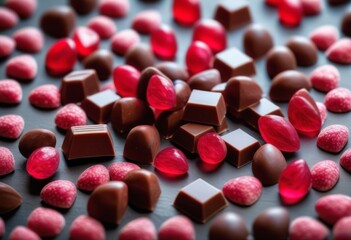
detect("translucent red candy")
[197,132,227,165]
[73,27,100,58]
[26,147,60,179]
[278,159,311,205]
[185,41,213,75]
[172,0,200,26]
[151,25,177,60]
[45,39,77,76]
[278,0,303,27]
[258,115,300,152]
[146,74,176,110]
[154,147,189,176]
[113,65,140,97]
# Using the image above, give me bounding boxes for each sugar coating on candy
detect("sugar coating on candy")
[40,180,77,208]
[26,147,60,179]
[0,79,22,104]
[315,194,351,225]
[5,0,37,18]
[0,7,18,31]
[340,148,351,172]
[333,216,351,240]
[55,104,87,130]
[317,124,349,153]
[327,38,351,64]
[0,146,15,176]
[324,87,351,113]
[310,65,339,92]
[146,74,176,110]
[289,216,329,240]
[69,215,106,240]
[0,114,24,139]
[153,147,189,176]
[88,15,116,39]
[119,217,157,240]
[311,160,339,192]
[197,132,227,165]
[77,164,110,191]
[301,0,322,16]
[5,55,37,81]
[309,25,338,51]
[29,84,61,109]
[316,102,327,125]
[99,0,129,18]
[13,27,44,53]
[109,162,140,181]
[8,226,40,240]
[132,10,162,34]
[27,207,65,238]
[111,29,140,55]
[158,215,195,240]
[0,36,15,58]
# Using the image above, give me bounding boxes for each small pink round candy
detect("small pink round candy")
[13,27,44,53]
[113,65,140,97]
[99,0,129,18]
[0,35,15,58]
[197,132,227,165]
[158,216,195,240]
[109,162,140,181]
[119,217,156,240]
[132,10,161,34]
[340,148,351,173]
[147,74,176,110]
[327,38,351,64]
[0,146,15,176]
[5,0,37,18]
[311,160,339,192]
[5,54,37,81]
[310,65,339,93]
[9,226,40,240]
[333,216,351,240]
[317,124,349,153]
[154,147,189,176]
[0,7,18,31]
[26,147,60,179]
[325,87,351,113]
[185,41,213,75]
[88,15,116,39]
[111,29,140,55]
[70,215,106,240]
[310,25,338,51]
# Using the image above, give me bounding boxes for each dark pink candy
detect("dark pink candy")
[172,0,201,26]
[197,132,227,164]
[340,148,351,172]
[13,27,44,53]
[146,74,176,110]
[113,65,140,97]
[111,29,140,55]
[0,7,18,31]
[99,0,129,18]
[278,0,303,27]
[26,147,60,179]
[109,162,140,181]
[317,124,349,153]
[324,87,351,113]
[132,10,161,34]
[310,65,339,93]
[185,41,213,75]
[301,0,322,16]
[154,147,189,175]
[327,38,351,64]
[5,0,37,18]
[0,35,16,58]
[310,25,338,51]
[151,25,177,60]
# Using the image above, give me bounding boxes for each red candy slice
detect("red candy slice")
[29,84,61,109]
[113,65,140,97]
[311,160,339,192]
[324,87,351,113]
[146,74,176,110]
[0,79,22,104]
[317,124,349,153]
[172,0,201,26]
[197,132,227,165]
[153,147,189,176]
[151,25,177,60]
[73,27,100,58]
[278,0,303,27]
[185,41,213,75]
[132,10,161,34]
[316,102,327,125]
[26,147,60,179]
[40,180,77,209]
[315,194,351,225]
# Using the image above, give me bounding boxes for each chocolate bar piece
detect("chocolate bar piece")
[82,50,113,81]
[155,108,184,139]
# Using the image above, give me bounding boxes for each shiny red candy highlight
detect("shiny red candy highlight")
[172,0,200,26]
[151,25,177,60]
[113,65,140,97]
[154,147,189,176]
[146,74,176,110]
[73,27,100,58]
[197,132,227,165]
[26,147,60,179]
[278,0,303,27]
[185,41,213,75]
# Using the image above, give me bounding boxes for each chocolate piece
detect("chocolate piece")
[211,82,227,94]
[243,24,274,59]
[171,80,191,111]
[123,125,160,164]
[342,9,351,36]
[214,48,256,82]
[183,90,226,126]
[18,129,56,158]
[125,44,156,71]
[221,128,261,168]
[252,144,287,186]
[83,50,113,80]
[69,0,97,15]
[174,178,227,223]
[61,124,115,160]
[0,182,22,214]
[171,123,215,153]
[214,0,252,31]
[155,108,184,139]
[253,207,290,240]
[266,46,297,79]
[137,67,167,101]
[214,118,229,134]
[188,69,221,91]
[87,181,128,224]
[209,212,249,240]
[81,90,120,123]
[110,97,155,133]
[269,70,311,102]
[286,36,318,67]
[40,6,76,38]
[155,61,189,81]
[329,0,349,5]
[61,69,100,105]
[124,169,161,211]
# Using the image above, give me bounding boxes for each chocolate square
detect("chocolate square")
[155,108,184,139]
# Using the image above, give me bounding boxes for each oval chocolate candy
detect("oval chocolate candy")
[209,212,249,240]
[266,46,297,79]
[243,24,274,59]
[0,182,23,214]
[286,36,318,67]
[18,129,56,158]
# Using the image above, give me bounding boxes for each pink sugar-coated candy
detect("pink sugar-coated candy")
[317,124,349,153]
[29,84,61,109]
[327,38,351,64]
[258,115,300,152]
[6,55,37,81]
[278,159,312,205]
[40,180,77,208]
[0,79,22,104]
[5,0,37,18]
[0,7,18,31]
[113,65,140,97]
[289,216,329,240]
[324,87,351,113]
[153,147,189,176]
[309,25,339,51]
[333,216,351,240]
[88,15,116,39]
[0,114,24,139]
[172,0,201,26]
[310,65,339,93]
[13,27,44,53]
[54,103,87,130]
[186,41,213,75]
[0,146,15,176]
[73,27,100,58]
[8,226,40,240]
[132,10,162,34]
[0,217,4,238]
[278,0,303,27]
[0,36,15,58]
[197,132,227,165]
[315,194,351,225]
[119,217,157,240]
[158,216,195,240]
[69,215,106,240]
[151,25,177,60]
[316,102,327,125]
[109,162,140,181]
[26,147,59,179]
[222,176,262,206]
[99,0,129,18]
[147,74,176,110]
[111,29,140,55]
[301,0,322,16]
[311,160,339,192]
[77,164,110,191]
[340,148,351,172]
[27,207,65,238]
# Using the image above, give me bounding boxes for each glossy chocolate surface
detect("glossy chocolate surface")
[243,24,274,59]
[155,107,184,139]
[188,69,221,91]
[286,36,318,67]
[125,44,156,71]
[172,80,191,111]
[83,50,113,81]
[209,212,249,240]
[137,67,167,101]
[0,182,22,214]
[69,0,97,15]
[266,46,297,79]
[18,129,56,158]
[155,61,189,81]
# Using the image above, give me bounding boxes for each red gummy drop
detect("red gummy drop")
[113,65,140,97]
[185,41,213,75]
[154,147,189,176]
[26,147,60,179]
[146,74,176,110]
[73,27,100,58]
[278,159,312,205]
[197,132,227,165]
[151,25,177,60]
[278,0,303,27]
[172,0,201,26]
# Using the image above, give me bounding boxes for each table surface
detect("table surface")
[1,0,351,239]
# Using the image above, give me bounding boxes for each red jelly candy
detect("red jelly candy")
[192,19,227,54]
[45,39,77,76]
[258,115,300,152]
[146,74,176,110]
[278,159,311,205]
[278,0,303,27]
[154,147,189,176]
[185,41,213,75]
[26,147,60,179]
[197,132,227,165]
[113,65,140,97]
[73,27,100,58]
[151,25,177,60]
[172,0,201,26]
